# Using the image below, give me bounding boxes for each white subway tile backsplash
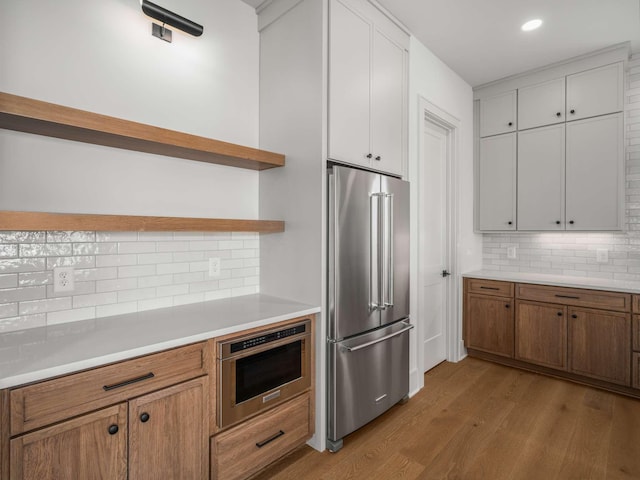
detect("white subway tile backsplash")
[118,265,156,278]
[95,232,138,242]
[96,278,138,293]
[96,302,137,318]
[117,288,156,303]
[73,242,118,255]
[0,258,46,273]
[173,293,204,306]
[137,274,173,288]
[219,240,244,250]
[0,245,18,258]
[46,282,95,298]
[156,241,190,253]
[0,303,18,319]
[75,267,118,282]
[172,252,206,263]
[19,297,71,315]
[138,297,173,312]
[95,254,137,268]
[47,256,95,269]
[0,274,18,289]
[47,231,95,243]
[118,242,156,254]
[0,232,45,244]
[137,253,173,265]
[0,286,46,303]
[0,314,46,332]
[73,292,118,308]
[157,263,190,275]
[157,284,189,297]
[173,272,205,284]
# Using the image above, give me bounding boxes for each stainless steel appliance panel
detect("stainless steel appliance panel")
[328,320,412,442]
[379,174,410,326]
[329,166,382,340]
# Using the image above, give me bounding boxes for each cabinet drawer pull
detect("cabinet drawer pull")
[256,430,285,448]
[103,372,155,391]
[555,294,579,300]
[480,286,499,290]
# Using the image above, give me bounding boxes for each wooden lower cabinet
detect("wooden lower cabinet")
[515,301,567,370]
[633,353,640,390]
[10,404,128,480]
[212,392,312,480]
[568,307,631,386]
[129,377,208,480]
[465,293,514,357]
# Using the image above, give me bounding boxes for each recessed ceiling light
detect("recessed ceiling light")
[521,19,543,31]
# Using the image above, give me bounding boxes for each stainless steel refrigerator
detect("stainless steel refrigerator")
[327,164,412,452]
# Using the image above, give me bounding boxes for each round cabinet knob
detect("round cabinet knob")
[375,155,381,161]
[508,122,513,127]
[366,153,373,159]
[569,220,575,225]
[557,312,563,316]
[571,314,577,319]
[505,304,510,309]
[108,425,119,435]
[140,412,150,423]
[508,221,513,225]
[556,221,561,225]
[556,112,561,117]
[570,109,575,114]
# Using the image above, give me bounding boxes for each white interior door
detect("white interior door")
[420,119,449,372]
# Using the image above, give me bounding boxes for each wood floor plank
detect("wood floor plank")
[252,358,640,480]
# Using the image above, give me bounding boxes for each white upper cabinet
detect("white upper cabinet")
[478,133,517,231]
[328,0,408,176]
[566,113,624,230]
[479,90,517,137]
[517,124,565,230]
[518,77,566,130]
[566,63,624,122]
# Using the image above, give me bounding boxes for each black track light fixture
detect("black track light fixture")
[140,0,204,43]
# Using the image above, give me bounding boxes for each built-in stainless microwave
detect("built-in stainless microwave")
[217,318,312,429]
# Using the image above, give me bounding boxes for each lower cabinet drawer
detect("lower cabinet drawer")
[10,342,207,435]
[212,392,311,480]
[516,283,631,312]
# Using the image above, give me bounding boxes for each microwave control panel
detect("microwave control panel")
[230,324,307,353]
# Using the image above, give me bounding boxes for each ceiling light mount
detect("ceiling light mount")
[521,19,543,32]
[141,0,204,43]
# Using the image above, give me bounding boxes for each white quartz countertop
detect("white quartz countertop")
[463,270,640,294]
[0,294,320,389]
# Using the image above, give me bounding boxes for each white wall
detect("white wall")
[0,0,261,218]
[408,37,482,392]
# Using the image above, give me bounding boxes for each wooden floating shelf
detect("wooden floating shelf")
[0,92,285,171]
[0,211,285,233]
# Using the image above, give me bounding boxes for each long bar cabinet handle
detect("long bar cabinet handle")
[103,372,155,391]
[555,295,580,300]
[256,430,285,448]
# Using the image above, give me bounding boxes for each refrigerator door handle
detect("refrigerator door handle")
[344,323,414,352]
[370,193,385,311]
[384,193,394,307]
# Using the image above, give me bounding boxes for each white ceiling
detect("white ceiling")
[242,0,640,87]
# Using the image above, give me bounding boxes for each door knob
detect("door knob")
[441,270,451,277]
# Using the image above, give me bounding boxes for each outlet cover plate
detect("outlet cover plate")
[209,257,221,277]
[53,266,75,293]
[507,246,517,259]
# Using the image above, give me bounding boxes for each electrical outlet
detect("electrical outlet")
[596,249,609,263]
[507,246,517,260]
[208,257,221,277]
[53,266,75,293]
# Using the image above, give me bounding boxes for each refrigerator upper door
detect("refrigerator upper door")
[379,174,410,326]
[329,165,381,340]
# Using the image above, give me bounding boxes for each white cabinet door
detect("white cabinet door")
[566,113,623,230]
[517,124,565,230]
[566,63,624,121]
[478,133,517,231]
[328,0,371,168]
[518,77,565,130]
[479,90,517,137]
[370,27,405,176]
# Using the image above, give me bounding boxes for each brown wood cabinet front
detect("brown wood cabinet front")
[515,300,567,370]
[129,377,208,480]
[10,404,128,480]
[212,392,311,480]
[568,307,631,386]
[465,293,514,357]
[633,353,640,390]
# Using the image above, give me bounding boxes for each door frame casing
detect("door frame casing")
[412,96,461,392]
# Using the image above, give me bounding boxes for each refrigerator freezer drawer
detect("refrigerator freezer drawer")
[328,320,412,443]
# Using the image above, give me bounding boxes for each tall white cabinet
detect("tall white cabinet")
[256,0,409,451]
[475,47,627,232]
[328,0,407,176]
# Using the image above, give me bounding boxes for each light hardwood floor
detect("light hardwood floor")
[253,357,640,480]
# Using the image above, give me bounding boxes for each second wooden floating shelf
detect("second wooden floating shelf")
[0,211,284,233]
[0,92,285,171]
